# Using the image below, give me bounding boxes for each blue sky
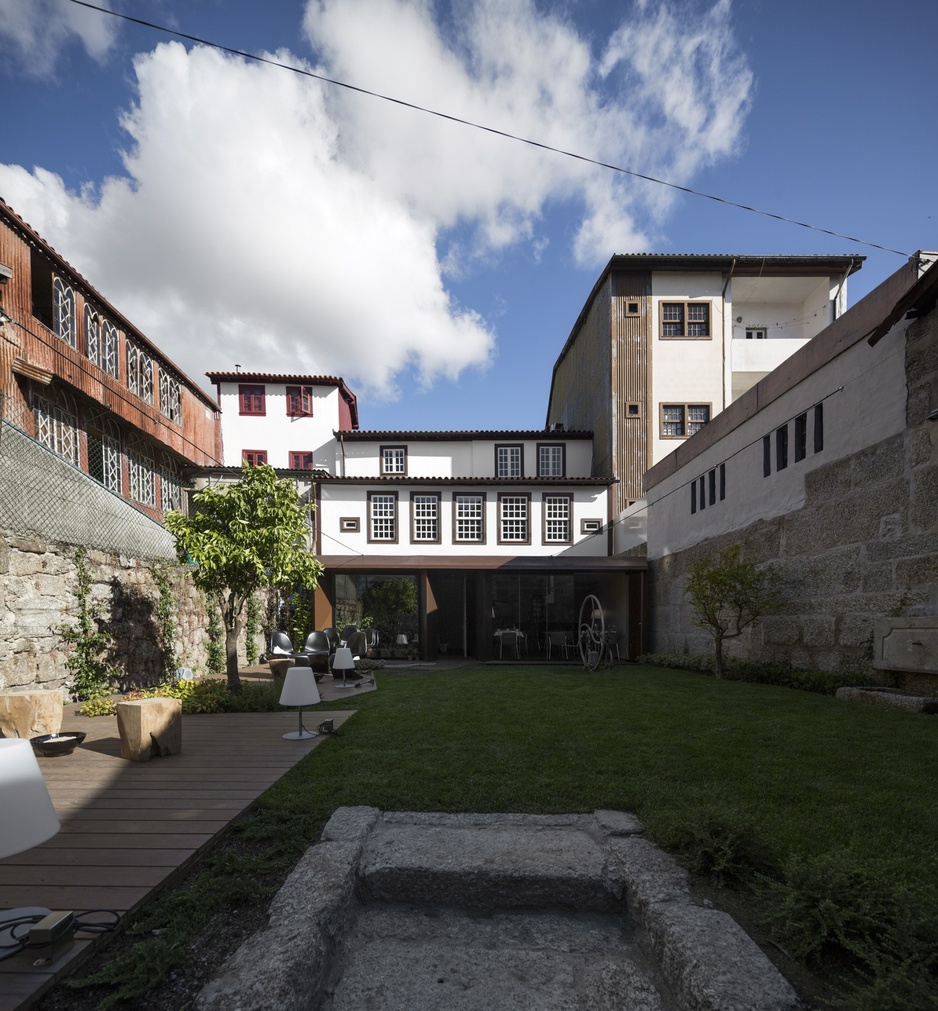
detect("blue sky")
[0,0,934,433]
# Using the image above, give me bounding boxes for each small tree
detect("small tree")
[165,464,323,693]
[684,545,775,679]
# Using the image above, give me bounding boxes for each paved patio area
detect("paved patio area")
[0,673,368,1011]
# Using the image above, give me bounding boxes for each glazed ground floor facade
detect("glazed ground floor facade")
[313,556,648,663]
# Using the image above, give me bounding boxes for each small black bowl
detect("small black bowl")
[30,732,86,757]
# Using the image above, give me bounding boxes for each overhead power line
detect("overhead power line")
[69,0,911,259]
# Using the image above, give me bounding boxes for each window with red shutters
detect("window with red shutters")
[289,451,313,470]
[286,385,313,417]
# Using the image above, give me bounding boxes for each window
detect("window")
[88,421,122,493]
[776,425,788,471]
[763,435,772,478]
[624,301,640,315]
[660,301,710,338]
[87,312,120,378]
[34,388,79,465]
[243,449,268,466]
[537,443,565,477]
[496,444,523,478]
[708,468,716,506]
[340,517,360,533]
[661,403,709,438]
[719,463,726,501]
[412,494,440,542]
[289,451,314,470]
[581,518,602,534]
[543,494,571,544]
[454,494,485,543]
[794,413,807,462]
[238,384,265,416]
[160,455,184,513]
[128,443,155,507]
[498,494,530,543]
[126,342,154,403]
[745,328,767,339]
[814,404,824,453]
[691,481,697,514]
[368,492,398,542]
[286,385,313,417]
[698,475,706,509]
[53,277,76,348]
[625,403,641,418]
[381,446,407,475]
[159,371,181,424]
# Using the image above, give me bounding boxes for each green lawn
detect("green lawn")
[72,664,938,1010]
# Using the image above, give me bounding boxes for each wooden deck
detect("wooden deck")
[0,677,366,1011]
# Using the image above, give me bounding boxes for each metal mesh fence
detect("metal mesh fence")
[0,392,177,559]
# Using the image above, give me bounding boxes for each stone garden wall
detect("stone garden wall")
[649,304,938,689]
[0,531,216,696]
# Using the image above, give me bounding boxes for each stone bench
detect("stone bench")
[0,689,63,739]
[116,697,182,762]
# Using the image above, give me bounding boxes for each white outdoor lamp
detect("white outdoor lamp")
[278,665,321,740]
[332,646,357,689]
[0,739,61,945]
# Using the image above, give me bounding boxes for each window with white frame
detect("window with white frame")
[88,420,122,493]
[538,444,565,477]
[411,493,440,542]
[381,446,407,475]
[498,494,529,543]
[368,492,398,542]
[496,444,522,478]
[543,494,571,543]
[84,305,100,364]
[660,301,710,338]
[159,371,181,424]
[160,454,184,513]
[454,493,484,543]
[53,277,76,348]
[34,388,79,465]
[128,443,156,506]
[126,342,154,403]
[661,403,710,438]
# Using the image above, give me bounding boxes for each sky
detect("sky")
[0,0,934,433]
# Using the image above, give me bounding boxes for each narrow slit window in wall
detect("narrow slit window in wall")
[763,435,771,478]
[794,413,807,462]
[708,468,716,506]
[814,403,824,453]
[776,425,788,471]
[719,463,726,500]
[698,475,706,509]
[691,481,697,514]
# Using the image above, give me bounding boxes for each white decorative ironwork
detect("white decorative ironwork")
[34,389,79,465]
[53,277,76,348]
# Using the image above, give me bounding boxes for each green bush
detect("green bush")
[78,678,283,717]
[638,652,872,696]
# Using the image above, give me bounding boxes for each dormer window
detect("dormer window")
[381,446,407,475]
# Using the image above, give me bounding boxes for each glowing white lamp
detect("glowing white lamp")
[0,739,60,942]
[332,646,357,689]
[278,665,321,740]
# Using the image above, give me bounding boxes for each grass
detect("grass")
[61,663,938,1009]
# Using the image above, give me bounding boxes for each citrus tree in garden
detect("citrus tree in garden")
[684,544,776,679]
[165,464,323,693]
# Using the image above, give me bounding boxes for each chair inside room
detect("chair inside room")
[497,629,522,659]
[547,630,574,660]
[604,629,620,661]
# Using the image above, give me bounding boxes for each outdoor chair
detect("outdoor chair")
[297,630,331,675]
[363,627,379,649]
[332,629,366,680]
[269,631,297,658]
[322,627,340,652]
[339,624,359,644]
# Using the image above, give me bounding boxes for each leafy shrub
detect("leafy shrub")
[661,808,772,887]
[78,678,283,717]
[638,653,872,696]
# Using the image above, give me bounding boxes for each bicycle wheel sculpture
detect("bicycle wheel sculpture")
[578,594,606,671]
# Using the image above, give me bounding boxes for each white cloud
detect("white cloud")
[0,0,752,402]
[0,0,117,78]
